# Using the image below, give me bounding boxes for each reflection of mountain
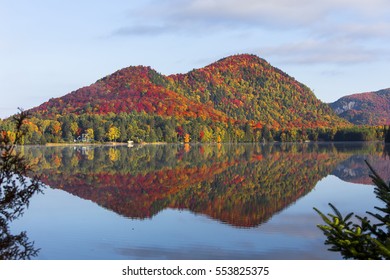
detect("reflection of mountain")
[332,154,390,185]
[23,143,376,227]
[164,150,344,227]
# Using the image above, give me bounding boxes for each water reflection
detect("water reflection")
[0,155,43,260]
[21,142,388,228]
[332,143,390,184]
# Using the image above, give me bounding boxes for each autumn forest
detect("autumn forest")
[0,54,389,144]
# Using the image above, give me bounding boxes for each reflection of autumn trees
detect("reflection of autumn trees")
[22,143,385,227]
[164,152,346,227]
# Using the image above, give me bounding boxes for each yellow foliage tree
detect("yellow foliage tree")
[107,126,120,142]
[86,128,94,141]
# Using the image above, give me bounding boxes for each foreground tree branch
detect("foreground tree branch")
[0,109,44,259]
[314,160,390,259]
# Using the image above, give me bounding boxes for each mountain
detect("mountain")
[32,66,228,123]
[169,54,347,128]
[30,54,348,129]
[329,88,390,125]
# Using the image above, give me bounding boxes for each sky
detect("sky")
[1,0,390,119]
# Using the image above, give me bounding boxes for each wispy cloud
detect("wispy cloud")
[118,0,390,29]
[337,23,390,41]
[260,39,380,65]
[109,0,390,66]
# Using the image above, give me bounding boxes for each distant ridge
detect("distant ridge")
[329,88,390,125]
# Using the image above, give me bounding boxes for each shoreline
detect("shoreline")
[19,140,386,148]
[44,141,169,147]
[45,142,129,147]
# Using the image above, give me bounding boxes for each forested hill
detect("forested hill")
[7,54,354,144]
[169,54,346,128]
[30,54,348,129]
[32,66,229,123]
[329,88,390,125]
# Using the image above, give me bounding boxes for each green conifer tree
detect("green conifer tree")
[314,161,390,259]
[0,110,44,259]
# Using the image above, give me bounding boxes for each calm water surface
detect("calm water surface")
[8,142,390,259]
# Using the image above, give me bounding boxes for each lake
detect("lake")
[6,142,390,259]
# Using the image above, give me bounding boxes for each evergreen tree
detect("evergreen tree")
[0,110,44,259]
[314,161,390,259]
[385,126,390,143]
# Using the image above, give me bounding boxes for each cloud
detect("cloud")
[126,0,390,28]
[260,39,379,65]
[112,0,390,37]
[109,0,390,66]
[338,22,390,41]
